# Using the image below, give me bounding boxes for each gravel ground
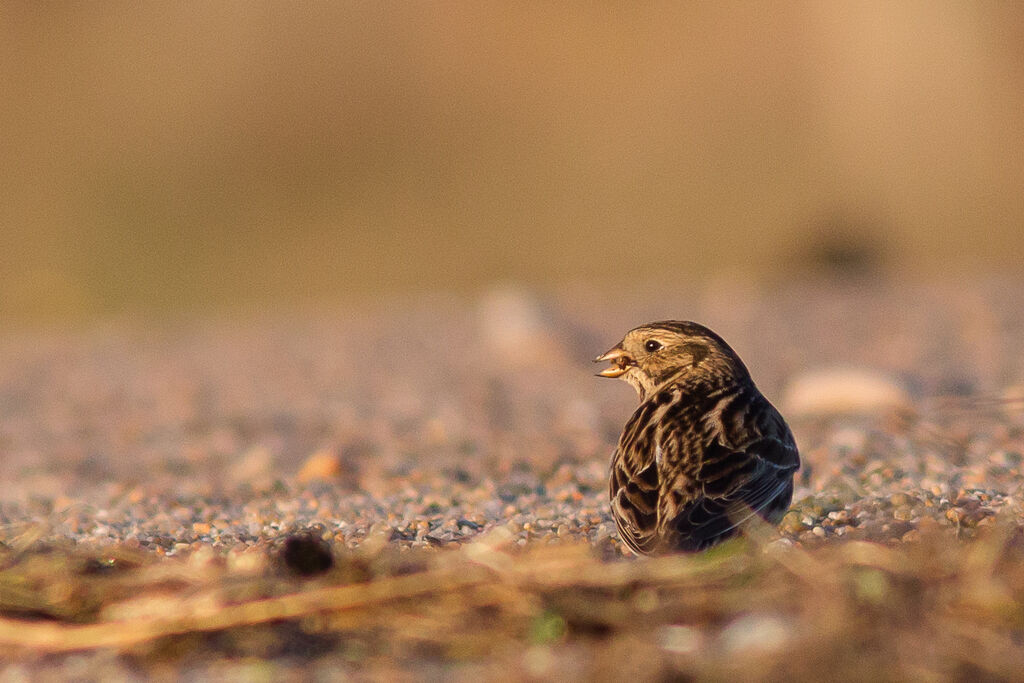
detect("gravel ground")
[2,276,1024,679]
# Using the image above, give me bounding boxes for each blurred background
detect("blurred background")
[2,2,1023,326]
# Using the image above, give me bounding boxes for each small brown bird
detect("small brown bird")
[596,321,799,554]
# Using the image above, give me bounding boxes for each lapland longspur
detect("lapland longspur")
[596,321,799,554]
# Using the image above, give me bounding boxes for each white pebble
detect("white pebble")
[659,625,703,654]
[782,368,912,417]
[719,614,794,655]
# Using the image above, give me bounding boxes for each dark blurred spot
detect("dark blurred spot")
[79,557,120,575]
[936,377,976,397]
[800,462,813,487]
[496,486,523,503]
[797,210,887,276]
[807,238,881,275]
[565,618,613,638]
[279,532,334,576]
[448,466,473,484]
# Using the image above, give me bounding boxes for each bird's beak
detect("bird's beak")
[594,344,634,378]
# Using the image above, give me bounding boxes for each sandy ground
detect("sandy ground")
[2,276,1024,679]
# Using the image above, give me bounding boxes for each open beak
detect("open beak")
[594,344,634,378]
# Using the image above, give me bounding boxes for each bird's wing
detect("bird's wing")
[700,391,799,493]
[608,398,668,555]
[656,389,800,550]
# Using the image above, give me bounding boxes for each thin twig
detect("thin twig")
[0,566,487,654]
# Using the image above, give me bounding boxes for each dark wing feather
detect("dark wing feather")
[608,398,668,554]
[658,391,799,550]
[609,457,661,554]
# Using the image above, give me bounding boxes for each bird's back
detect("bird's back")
[610,380,799,554]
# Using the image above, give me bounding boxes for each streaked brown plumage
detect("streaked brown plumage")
[596,321,799,554]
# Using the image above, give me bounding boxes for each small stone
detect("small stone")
[827,510,850,524]
[659,625,702,655]
[893,506,913,522]
[719,614,794,655]
[779,511,807,534]
[297,450,342,483]
[782,368,912,417]
[477,285,557,367]
[890,493,911,507]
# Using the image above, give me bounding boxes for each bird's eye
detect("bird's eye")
[644,340,662,352]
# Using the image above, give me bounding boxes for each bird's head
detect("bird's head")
[595,321,749,400]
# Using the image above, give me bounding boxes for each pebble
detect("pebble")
[782,368,912,417]
[718,614,794,655]
[476,285,558,367]
[297,450,343,483]
[659,625,703,655]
